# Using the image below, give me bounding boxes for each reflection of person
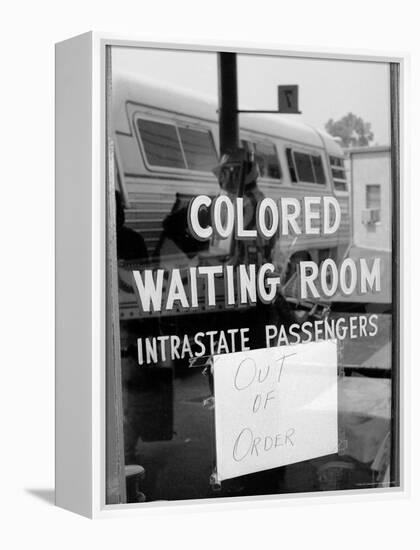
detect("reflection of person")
[212,154,275,265]
[115,190,149,263]
[157,193,210,260]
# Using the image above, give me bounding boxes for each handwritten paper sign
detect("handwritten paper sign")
[213,340,338,481]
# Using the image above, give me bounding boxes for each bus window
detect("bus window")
[136,119,185,169]
[330,156,348,191]
[286,148,298,182]
[178,127,218,172]
[286,148,326,185]
[294,151,314,182]
[254,141,282,179]
[312,155,326,184]
[136,117,218,173]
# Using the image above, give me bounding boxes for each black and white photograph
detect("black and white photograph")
[105,45,400,505]
[4,0,420,546]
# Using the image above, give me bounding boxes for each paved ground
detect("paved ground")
[331,312,392,369]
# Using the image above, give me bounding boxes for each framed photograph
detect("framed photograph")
[55,33,406,518]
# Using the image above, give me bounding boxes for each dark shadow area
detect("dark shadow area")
[25,488,55,505]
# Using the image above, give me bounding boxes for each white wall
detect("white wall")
[349,148,391,250]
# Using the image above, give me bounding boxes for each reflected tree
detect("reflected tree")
[325,113,374,147]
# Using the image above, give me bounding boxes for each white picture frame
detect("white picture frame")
[55,32,408,518]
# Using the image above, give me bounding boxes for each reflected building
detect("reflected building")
[345,146,391,252]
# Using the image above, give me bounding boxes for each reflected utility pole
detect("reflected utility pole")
[217,53,240,156]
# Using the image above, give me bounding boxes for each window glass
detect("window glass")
[136,119,185,169]
[178,127,218,172]
[286,147,297,182]
[330,156,344,168]
[312,155,326,184]
[254,141,282,179]
[330,156,348,191]
[294,151,315,182]
[366,184,381,210]
[287,150,326,185]
[108,45,399,508]
[332,168,345,179]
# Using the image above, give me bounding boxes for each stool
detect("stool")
[125,464,146,503]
